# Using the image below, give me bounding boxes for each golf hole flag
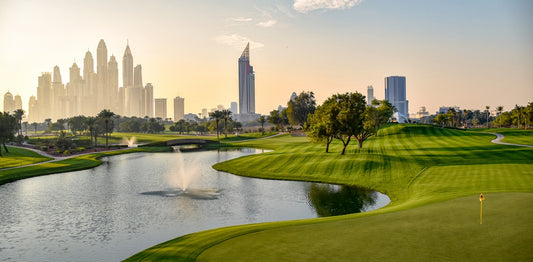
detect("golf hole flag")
[479,193,485,224]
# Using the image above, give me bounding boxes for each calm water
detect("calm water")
[0,149,389,261]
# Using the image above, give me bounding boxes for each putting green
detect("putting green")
[125,125,533,261]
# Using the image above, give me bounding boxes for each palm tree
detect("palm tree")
[31,122,38,135]
[84,116,97,150]
[515,104,521,129]
[485,106,490,128]
[56,119,67,133]
[258,115,266,135]
[208,110,224,142]
[496,106,504,128]
[98,109,115,149]
[222,109,232,138]
[13,109,24,137]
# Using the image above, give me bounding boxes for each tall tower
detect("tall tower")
[238,43,255,115]
[37,72,52,120]
[144,83,154,118]
[97,39,108,109]
[28,95,37,123]
[83,50,94,80]
[384,76,408,122]
[3,91,14,113]
[14,94,22,111]
[367,85,375,104]
[52,65,65,119]
[173,96,184,121]
[107,55,119,111]
[154,98,167,119]
[68,63,83,116]
[122,43,134,88]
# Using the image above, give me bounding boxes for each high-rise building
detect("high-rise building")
[384,76,409,121]
[230,101,238,115]
[201,108,208,119]
[28,95,37,123]
[123,44,134,88]
[144,83,154,117]
[14,94,22,111]
[154,98,167,119]
[367,85,375,104]
[238,43,255,115]
[3,91,14,113]
[173,96,184,121]
[52,65,65,119]
[107,55,118,110]
[37,72,52,121]
[96,39,108,109]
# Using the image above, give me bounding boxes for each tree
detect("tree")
[68,116,86,135]
[485,106,490,128]
[514,104,522,129]
[305,98,338,153]
[369,99,394,135]
[84,116,97,150]
[355,106,378,149]
[287,91,316,129]
[496,106,504,128]
[335,93,366,155]
[13,109,24,137]
[258,115,266,135]
[0,112,17,156]
[98,109,115,148]
[31,122,38,135]
[209,110,224,142]
[222,109,232,138]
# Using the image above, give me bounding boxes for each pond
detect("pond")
[0,148,389,261]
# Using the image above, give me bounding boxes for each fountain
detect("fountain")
[141,149,221,199]
[121,137,138,148]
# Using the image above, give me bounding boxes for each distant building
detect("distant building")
[367,85,375,104]
[173,96,184,121]
[416,106,430,118]
[217,105,225,111]
[144,83,154,117]
[238,43,255,114]
[14,94,22,111]
[3,91,14,113]
[385,76,408,122]
[230,102,238,115]
[184,113,199,122]
[154,98,167,119]
[437,106,460,115]
[201,108,208,119]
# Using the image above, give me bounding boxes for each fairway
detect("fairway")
[0,146,52,169]
[126,125,533,261]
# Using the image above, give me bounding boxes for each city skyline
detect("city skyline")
[1,0,532,116]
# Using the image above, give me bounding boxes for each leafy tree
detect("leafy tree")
[355,107,378,149]
[83,116,97,150]
[368,99,394,135]
[97,109,115,148]
[55,131,72,151]
[306,98,338,153]
[0,112,17,156]
[68,116,86,135]
[335,92,366,155]
[209,110,224,142]
[287,91,316,129]
[258,115,266,135]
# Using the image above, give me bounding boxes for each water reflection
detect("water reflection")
[307,184,378,217]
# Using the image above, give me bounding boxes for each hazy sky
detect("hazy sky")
[1,0,532,116]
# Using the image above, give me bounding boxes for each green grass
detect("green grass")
[0,146,52,169]
[125,124,533,261]
[476,128,533,146]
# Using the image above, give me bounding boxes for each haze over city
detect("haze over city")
[1,0,532,116]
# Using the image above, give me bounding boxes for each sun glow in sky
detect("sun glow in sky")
[1,0,532,116]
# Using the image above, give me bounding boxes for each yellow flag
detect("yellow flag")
[479,193,485,202]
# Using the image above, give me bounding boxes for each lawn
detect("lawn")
[0,146,52,169]
[480,128,533,146]
[125,125,533,261]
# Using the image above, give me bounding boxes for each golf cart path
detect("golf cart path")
[486,132,533,148]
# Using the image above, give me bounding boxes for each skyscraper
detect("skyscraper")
[154,98,167,119]
[28,95,37,122]
[123,44,134,88]
[96,40,108,109]
[52,65,65,119]
[230,101,238,115]
[144,83,154,117]
[367,85,375,104]
[107,55,118,110]
[37,72,52,120]
[3,91,14,113]
[173,96,184,121]
[384,76,409,121]
[238,43,255,115]
[14,94,22,111]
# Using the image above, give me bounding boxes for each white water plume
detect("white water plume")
[121,137,138,148]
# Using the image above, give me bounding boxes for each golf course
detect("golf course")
[125,124,533,261]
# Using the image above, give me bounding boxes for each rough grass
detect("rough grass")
[0,146,52,169]
[125,124,533,261]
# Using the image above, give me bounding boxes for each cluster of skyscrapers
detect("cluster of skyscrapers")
[25,40,155,122]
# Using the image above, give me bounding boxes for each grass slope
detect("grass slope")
[484,128,533,146]
[125,125,533,261]
[0,146,52,169]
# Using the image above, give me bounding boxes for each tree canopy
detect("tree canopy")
[287,91,316,129]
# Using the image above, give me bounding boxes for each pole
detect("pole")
[480,200,483,224]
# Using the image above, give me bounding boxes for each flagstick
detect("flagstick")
[480,200,483,224]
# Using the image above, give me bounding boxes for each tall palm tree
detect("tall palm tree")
[496,106,504,128]
[84,116,97,150]
[258,115,266,135]
[98,109,115,149]
[222,109,232,138]
[208,110,224,142]
[515,104,521,129]
[13,109,24,137]
[485,106,490,128]
[31,122,38,135]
